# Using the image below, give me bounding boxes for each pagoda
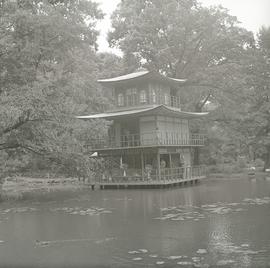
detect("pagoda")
[78,70,207,189]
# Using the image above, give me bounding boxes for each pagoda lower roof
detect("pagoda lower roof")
[77,105,208,120]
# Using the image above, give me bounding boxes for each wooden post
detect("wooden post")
[133,153,136,168]
[141,151,144,180]
[169,153,172,180]
[169,153,172,168]
[179,153,183,180]
[157,151,161,181]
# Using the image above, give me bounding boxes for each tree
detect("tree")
[108,0,254,165]
[244,27,270,170]
[109,0,253,106]
[0,0,108,177]
[95,52,126,108]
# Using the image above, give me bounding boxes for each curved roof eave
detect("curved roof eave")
[97,70,186,87]
[77,105,208,120]
[97,70,149,83]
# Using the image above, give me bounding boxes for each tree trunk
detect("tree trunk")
[193,97,209,167]
[264,145,270,171]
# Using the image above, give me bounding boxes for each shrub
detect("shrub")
[237,157,247,168]
[254,158,264,167]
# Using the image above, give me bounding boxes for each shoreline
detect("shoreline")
[0,172,269,203]
[0,177,92,202]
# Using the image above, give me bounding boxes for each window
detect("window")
[126,88,137,105]
[117,93,124,106]
[152,90,157,103]
[149,88,157,104]
[164,94,170,105]
[140,90,147,103]
[127,88,137,95]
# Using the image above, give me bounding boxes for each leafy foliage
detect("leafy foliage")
[244,27,270,169]
[0,0,108,177]
[1,0,269,177]
[109,0,254,110]
[108,0,269,168]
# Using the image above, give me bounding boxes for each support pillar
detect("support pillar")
[169,153,172,180]
[157,151,161,181]
[169,153,172,168]
[141,151,144,180]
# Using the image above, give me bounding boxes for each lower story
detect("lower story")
[92,147,206,189]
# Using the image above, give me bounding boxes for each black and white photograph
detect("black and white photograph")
[0,0,270,267]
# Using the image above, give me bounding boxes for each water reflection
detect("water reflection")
[0,178,269,267]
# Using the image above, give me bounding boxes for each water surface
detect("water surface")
[0,177,270,267]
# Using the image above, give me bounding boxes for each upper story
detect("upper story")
[98,70,186,111]
[78,69,208,151]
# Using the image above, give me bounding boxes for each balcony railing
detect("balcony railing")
[115,94,181,109]
[97,166,206,183]
[88,132,206,150]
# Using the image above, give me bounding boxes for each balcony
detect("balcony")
[88,132,206,150]
[114,94,181,110]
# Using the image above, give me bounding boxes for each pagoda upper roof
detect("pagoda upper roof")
[77,105,208,120]
[97,70,186,88]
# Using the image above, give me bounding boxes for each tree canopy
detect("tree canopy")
[244,27,270,169]
[108,0,269,168]
[0,0,269,177]
[0,0,108,177]
[109,0,254,110]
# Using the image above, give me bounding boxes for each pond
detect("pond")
[0,177,270,267]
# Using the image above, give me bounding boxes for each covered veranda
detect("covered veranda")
[94,148,206,188]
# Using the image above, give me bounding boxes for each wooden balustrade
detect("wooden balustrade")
[89,132,206,150]
[97,166,206,184]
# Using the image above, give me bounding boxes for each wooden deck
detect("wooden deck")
[87,166,206,190]
[93,175,205,189]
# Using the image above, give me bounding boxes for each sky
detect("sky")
[95,0,270,54]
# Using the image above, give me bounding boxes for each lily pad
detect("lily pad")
[177,261,193,265]
[128,250,140,254]
[197,249,207,254]
[132,257,142,261]
[217,259,235,266]
[168,256,182,260]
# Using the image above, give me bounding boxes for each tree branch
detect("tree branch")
[20,145,45,156]
[0,115,54,137]
[0,110,31,136]
[195,93,211,112]
[0,142,20,151]
[180,34,204,74]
